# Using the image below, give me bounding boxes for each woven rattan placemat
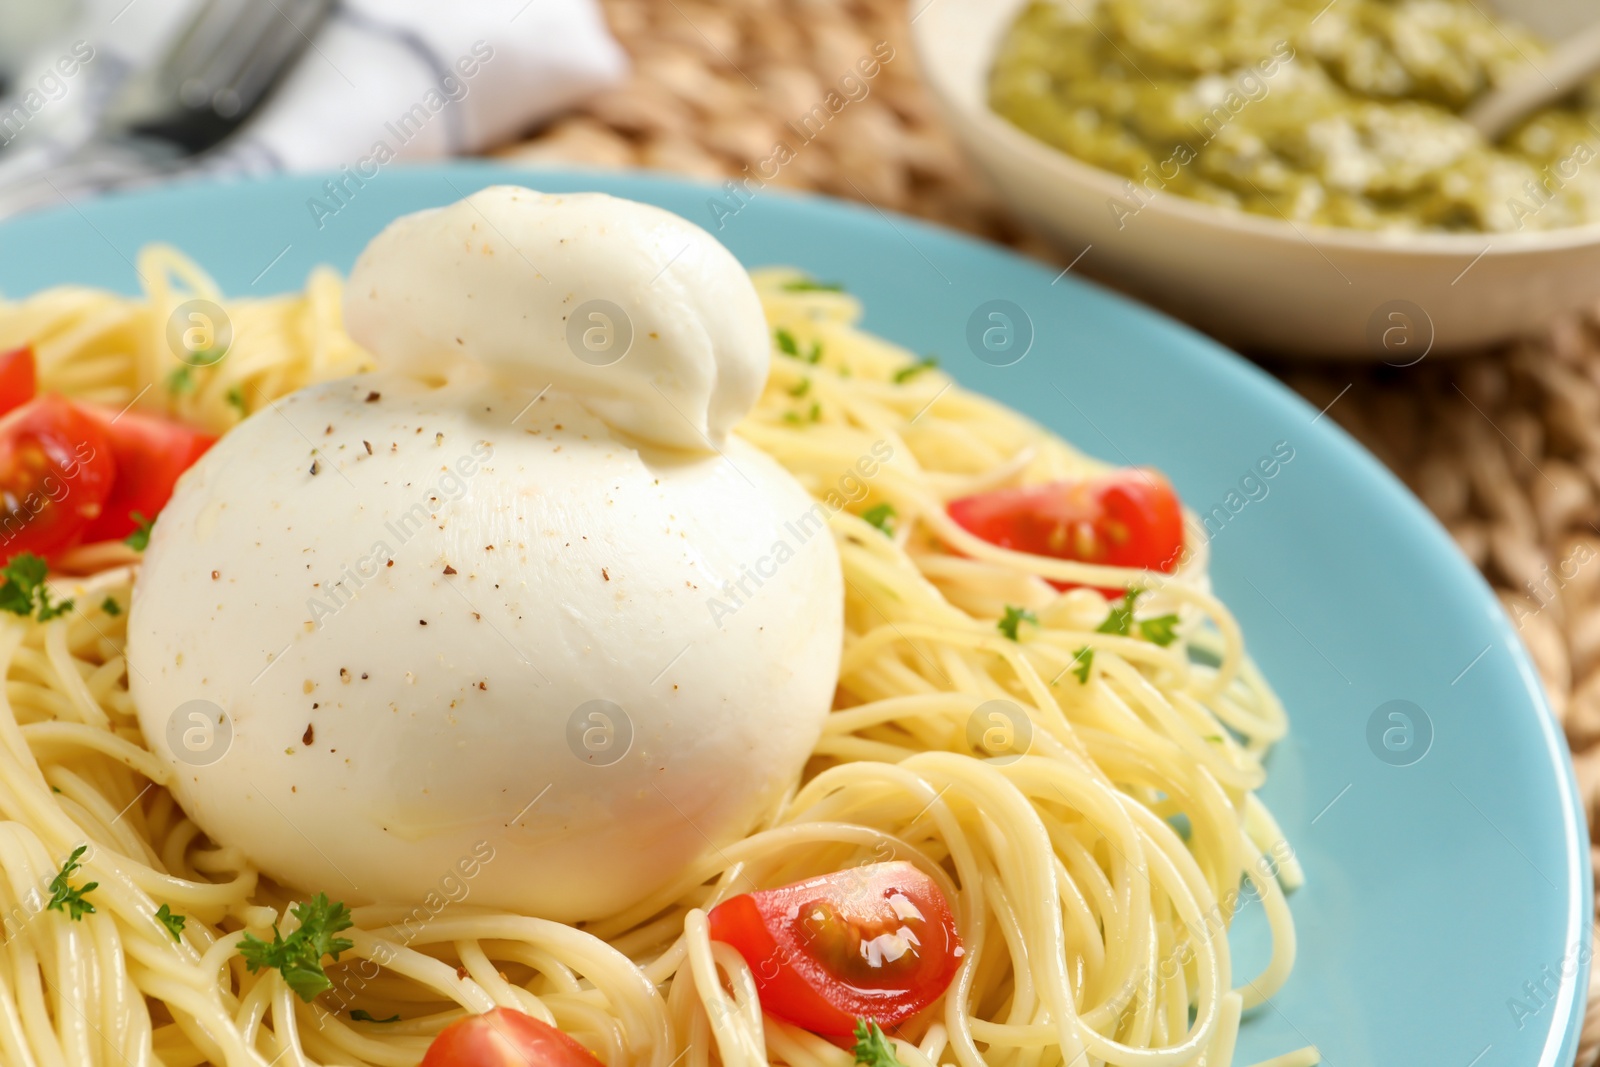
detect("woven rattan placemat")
[502,0,1600,1057]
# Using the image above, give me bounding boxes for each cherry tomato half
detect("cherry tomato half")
[947,468,1184,591]
[707,861,962,1037]
[76,404,215,544]
[0,346,37,417]
[421,1007,606,1067]
[0,394,115,561]
[0,342,216,555]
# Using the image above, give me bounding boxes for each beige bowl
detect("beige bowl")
[910,0,1600,359]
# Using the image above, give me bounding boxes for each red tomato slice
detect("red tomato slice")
[0,395,115,561]
[707,861,962,1037]
[947,468,1185,591]
[0,346,36,417]
[421,1008,606,1067]
[76,404,215,544]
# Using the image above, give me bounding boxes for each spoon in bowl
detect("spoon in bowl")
[1463,20,1600,142]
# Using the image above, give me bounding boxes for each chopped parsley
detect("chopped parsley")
[997,604,1037,642]
[781,279,845,293]
[774,327,823,363]
[891,356,938,384]
[155,903,186,941]
[350,1009,401,1023]
[787,377,812,398]
[45,845,97,920]
[100,596,121,617]
[782,401,822,425]
[225,385,247,416]
[1060,591,1179,684]
[853,1019,909,1067]
[238,893,355,1002]
[1096,589,1140,636]
[1139,613,1181,647]
[862,503,897,536]
[0,554,74,621]
[1094,589,1180,647]
[172,346,227,392]
[124,513,155,552]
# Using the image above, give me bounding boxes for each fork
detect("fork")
[0,0,335,219]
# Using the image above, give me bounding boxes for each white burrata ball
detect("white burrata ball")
[127,187,845,921]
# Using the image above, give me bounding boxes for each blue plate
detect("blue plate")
[0,163,1588,1065]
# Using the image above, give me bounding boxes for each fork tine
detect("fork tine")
[0,0,335,214]
[163,0,248,91]
[169,0,278,107]
[103,0,335,151]
[225,4,322,115]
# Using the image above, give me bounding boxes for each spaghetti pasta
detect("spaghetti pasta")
[0,256,1314,1067]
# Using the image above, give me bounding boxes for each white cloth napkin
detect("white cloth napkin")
[207,0,627,175]
[0,0,626,213]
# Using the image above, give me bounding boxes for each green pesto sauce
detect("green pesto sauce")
[989,0,1600,232]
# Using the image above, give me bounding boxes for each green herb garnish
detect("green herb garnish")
[781,279,845,293]
[1139,614,1181,647]
[225,385,247,416]
[853,1019,909,1067]
[787,377,812,398]
[170,346,227,395]
[167,346,225,394]
[124,513,155,552]
[45,845,97,921]
[1094,589,1179,646]
[775,326,823,364]
[892,356,938,383]
[997,604,1037,642]
[0,554,73,621]
[155,903,186,941]
[782,401,822,424]
[238,893,355,1002]
[1096,589,1141,636]
[861,503,897,536]
[1070,646,1093,684]
[100,596,121,617]
[350,1009,401,1023]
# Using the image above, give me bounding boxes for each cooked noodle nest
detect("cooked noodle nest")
[0,254,1312,1067]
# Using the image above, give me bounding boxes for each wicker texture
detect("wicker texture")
[498,0,1600,1059]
